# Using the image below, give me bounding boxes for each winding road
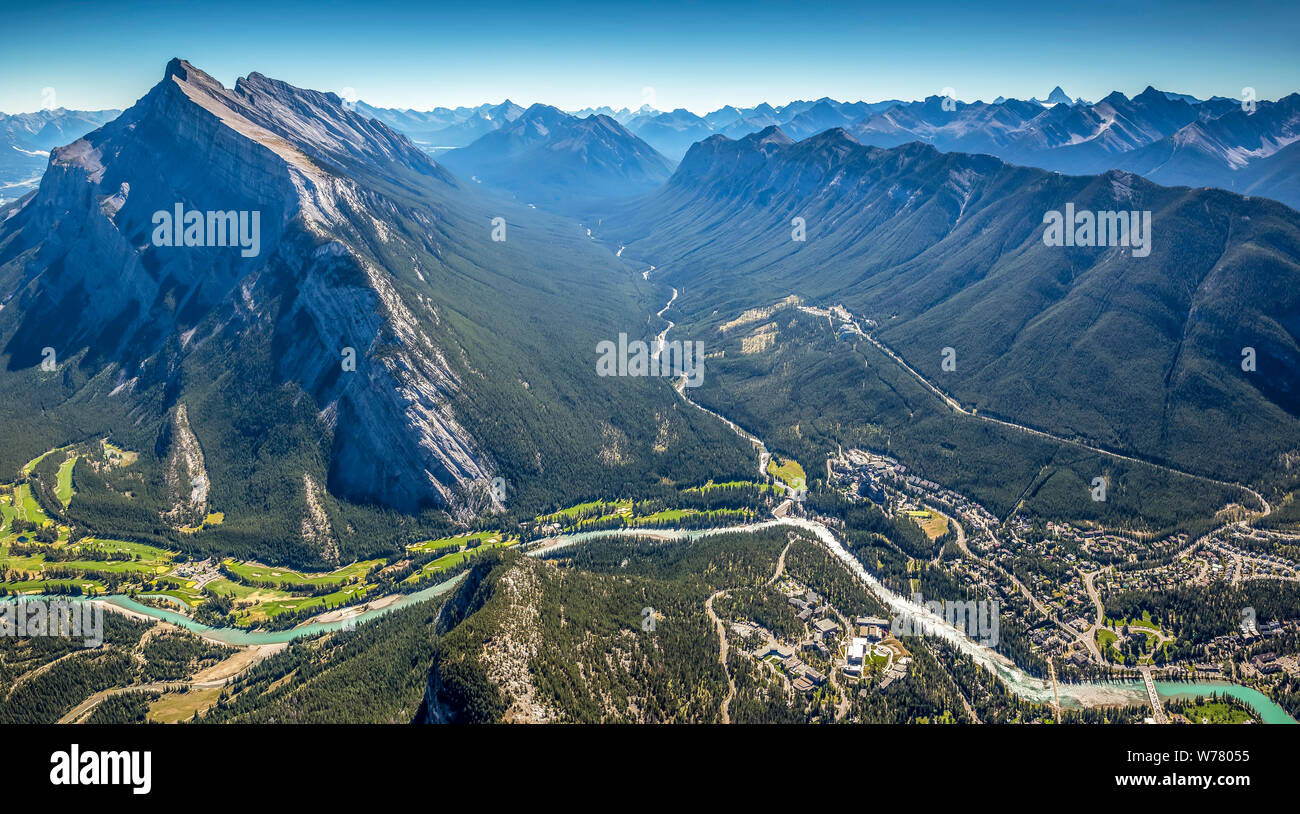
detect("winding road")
[804,304,1270,516]
[705,538,793,724]
[640,281,1285,716]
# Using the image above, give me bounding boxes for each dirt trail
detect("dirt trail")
[704,590,735,724]
[57,642,287,724]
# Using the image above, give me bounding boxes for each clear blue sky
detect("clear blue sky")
[2,0,1296,114]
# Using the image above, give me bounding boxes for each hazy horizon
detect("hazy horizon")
[3,65,1293,118]
[2,0,1297,114]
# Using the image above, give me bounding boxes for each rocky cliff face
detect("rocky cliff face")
[421,556,557,724]
[0,59,493,513]
[161,403,209,527]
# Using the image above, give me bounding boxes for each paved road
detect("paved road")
[59,682,186,724]
[4,650,82,702]
[705,539,794,724]
[1080,568,1109,655]
[656,290,1273,712]
[947,506,1104,663]
[812,304,1270,516]
[926,502,965,564]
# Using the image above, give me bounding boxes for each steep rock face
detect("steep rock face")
[253,227,491,510]
[1,60,756,547]
[2,59,299,366]
[0,59,493,513]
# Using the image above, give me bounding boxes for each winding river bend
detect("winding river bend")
[627,272,1294,723]
[11,270,1294,723]
[5,575,465,646]
[533,523,1294,722]
[20,517,1293,721]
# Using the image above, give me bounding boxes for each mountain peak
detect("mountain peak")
[801,127,861,149]
[521,102,567,121]
[163,57,191,81]
[1046,86,1071,105]
[514,103,571,137]
[438,100,672,208]
[743,125,794,147]
[3,59,515,515]
[1134,85,1169,103]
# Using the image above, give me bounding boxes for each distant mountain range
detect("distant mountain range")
[0,59,748,565]
[7,88,1294,213]
[358,87,1300,211]
[844,87,1300,208]
[616,98,907,158]
[438,104,674,211]
[353,99,525,150]
[597,125,1300,486]
[0,108,119,203]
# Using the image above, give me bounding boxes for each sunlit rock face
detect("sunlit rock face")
[0,59,493,513]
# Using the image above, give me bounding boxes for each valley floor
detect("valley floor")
[4,278,1300,725]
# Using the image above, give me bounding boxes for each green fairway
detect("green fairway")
[403,536,516,584]
[58,558,163,575]
[0,536,174,588]
[200,578,248,598]
[406,531,499,553]
[144,588,203,607]
[0,440,534,630]
[0,545,46,572]
[82,538,175,563]
[14,484,48,524]
[0,497,15,534]
[538,499,633,523]
[221,557,384,590]
[55,455,77,507]
[21,448,59,475]
[3,578,105,595]
[628,508,753,526]
[684,480,776,493]
[249,583,373,620]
